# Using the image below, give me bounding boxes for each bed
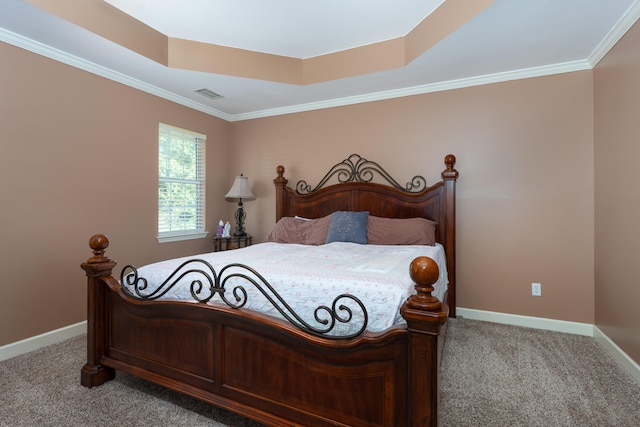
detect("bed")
[80,154,459,426]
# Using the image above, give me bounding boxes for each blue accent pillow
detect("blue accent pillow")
[325,211,369,244]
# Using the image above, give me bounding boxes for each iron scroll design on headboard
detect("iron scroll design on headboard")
[296,154,427,194]
[120,260,368,340]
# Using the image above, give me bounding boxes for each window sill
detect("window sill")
[157,231,209,243]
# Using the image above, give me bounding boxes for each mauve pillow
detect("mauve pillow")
[366,216,437,246]
[303,215,332,245]
[265,215,331,245]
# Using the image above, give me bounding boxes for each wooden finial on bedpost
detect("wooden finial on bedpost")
[86,234,110,264]
[406,256,442,311]
[274,165,288,222]
[82,234,116,276]
[442,154,458,180]
[274,165,287,185]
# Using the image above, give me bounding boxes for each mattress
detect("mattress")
[122,242,448,336]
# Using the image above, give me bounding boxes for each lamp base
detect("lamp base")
[233,203,248,237]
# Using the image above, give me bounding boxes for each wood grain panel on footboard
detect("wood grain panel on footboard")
[106,295,219,391]
[221,325,409,427]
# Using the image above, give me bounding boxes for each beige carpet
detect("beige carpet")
[439,319,640,426]
[1,318,638,426]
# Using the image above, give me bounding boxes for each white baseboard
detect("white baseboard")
[456,307,594,336]
[0,321,87,362]
[594,326,640,385]
[457,307,640,385]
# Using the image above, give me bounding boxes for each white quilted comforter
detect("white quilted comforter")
[123,242,448,335]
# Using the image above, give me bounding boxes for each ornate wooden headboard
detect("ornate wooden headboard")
[273,154,459,316]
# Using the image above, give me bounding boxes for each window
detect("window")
[157,123,207,242]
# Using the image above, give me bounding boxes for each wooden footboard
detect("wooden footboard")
[81,236,448,427]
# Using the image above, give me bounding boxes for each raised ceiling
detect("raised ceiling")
[105,0,447,59]
[1,0,639,121]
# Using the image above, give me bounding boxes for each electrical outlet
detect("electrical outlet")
[531,282,542,296]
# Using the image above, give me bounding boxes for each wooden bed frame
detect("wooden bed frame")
[81,154,458,426]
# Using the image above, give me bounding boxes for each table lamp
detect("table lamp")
[225,174,256,237]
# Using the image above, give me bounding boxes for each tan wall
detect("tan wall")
[594,19,640,363]
[230,71,595,325]
[0,41,232,346]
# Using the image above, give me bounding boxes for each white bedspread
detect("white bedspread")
[123,242,448,335]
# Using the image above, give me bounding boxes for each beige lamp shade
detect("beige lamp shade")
[225,175,256,201]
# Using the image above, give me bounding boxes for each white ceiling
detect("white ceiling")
[105,0,446,58]
[1,0,639,121]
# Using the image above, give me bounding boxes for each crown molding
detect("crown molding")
[230,60,592,121]
[0,26,233,122]
[588,0,640,66]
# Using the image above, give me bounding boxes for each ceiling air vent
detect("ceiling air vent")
[195,88,223,99]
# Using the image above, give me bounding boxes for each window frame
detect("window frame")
[157,123,208,243]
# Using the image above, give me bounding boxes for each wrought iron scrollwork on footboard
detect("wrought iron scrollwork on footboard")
[121,260,368,339]
[296,153,427,194]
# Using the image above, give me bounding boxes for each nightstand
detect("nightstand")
[213,235,253,252]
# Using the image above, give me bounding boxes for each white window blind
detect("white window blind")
[158,123,207,242]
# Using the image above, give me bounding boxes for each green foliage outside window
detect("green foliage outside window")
[158,124,206,237]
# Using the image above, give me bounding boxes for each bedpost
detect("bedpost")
[80,234,116,387]
[442,154,458,317]
[400,256,448,427]
[273,165,288,221]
